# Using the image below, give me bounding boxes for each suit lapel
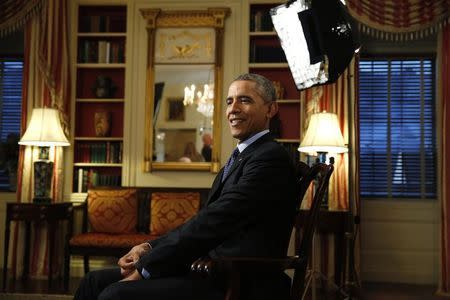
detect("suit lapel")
[206,133,275,206]
[207,168,224,205]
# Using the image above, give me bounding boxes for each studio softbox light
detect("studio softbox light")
[270,0,359,90]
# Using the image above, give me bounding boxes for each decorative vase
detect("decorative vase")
[94,111,112,137]
[272,81,285,100]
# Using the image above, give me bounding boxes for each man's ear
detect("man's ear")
[267,101,279,119]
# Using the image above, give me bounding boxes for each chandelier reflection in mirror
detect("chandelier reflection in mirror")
[183,82,214,118]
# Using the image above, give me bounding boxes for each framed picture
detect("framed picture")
[167,98,185,121]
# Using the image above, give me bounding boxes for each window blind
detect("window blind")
[0,57,23,191]
[0,58,23,141]
[359,58,436,199]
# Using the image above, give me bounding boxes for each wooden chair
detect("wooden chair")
[191,161,334,300]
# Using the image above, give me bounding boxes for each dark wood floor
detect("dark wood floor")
[0,275,447,299]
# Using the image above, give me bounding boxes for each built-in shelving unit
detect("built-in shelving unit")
[73,5,127,192]
[248,2,301,163]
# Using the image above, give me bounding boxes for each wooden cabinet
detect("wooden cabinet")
[73,5,127,192]
[248,2,301,162]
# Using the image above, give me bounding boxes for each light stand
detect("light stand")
[343,200,361,299]
[342,67,361,299]
[301,155,351,300]
[298,112,349,299]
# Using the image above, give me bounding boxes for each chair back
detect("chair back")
[291,161,334,300]
[189,161,334,300]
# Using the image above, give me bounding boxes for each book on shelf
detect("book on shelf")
[78,40,124,63]
[76,167,122,192]
[97,40,110,63]
[75,168,89,193]
[89,15,110,32]
[77,168,83,193]
[251,10,273,32]
[76,142,123,164]
[110,41,125,63]
[250,42,286,63]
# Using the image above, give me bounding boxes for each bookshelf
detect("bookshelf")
[73,5,127,193]
[248,2,301,163]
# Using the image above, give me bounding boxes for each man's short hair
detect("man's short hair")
[233,73,276,103]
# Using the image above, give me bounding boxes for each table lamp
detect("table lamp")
[298,111,348,163]
[18,108,70,203]
[298,111,347,208]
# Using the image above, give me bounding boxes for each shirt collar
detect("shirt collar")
[237,129,270,153]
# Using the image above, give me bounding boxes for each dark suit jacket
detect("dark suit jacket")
[136,133,298,299]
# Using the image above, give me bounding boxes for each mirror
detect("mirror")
[140,8,230,172]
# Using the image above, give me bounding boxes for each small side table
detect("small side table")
[297,209,348,287]
[2,202,73,291]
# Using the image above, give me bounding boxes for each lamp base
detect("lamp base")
[34,150,53,201]
[33,197,52,204]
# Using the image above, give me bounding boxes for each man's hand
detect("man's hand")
[120,269,142,282]
[118,242,151,277]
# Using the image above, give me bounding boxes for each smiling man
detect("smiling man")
[227,74,277,141]
[74,73,298,300]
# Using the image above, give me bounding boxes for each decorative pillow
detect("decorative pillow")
[150,192,200,235]
[88,189,138,234]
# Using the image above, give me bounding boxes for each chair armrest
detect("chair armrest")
[191,256,305,277]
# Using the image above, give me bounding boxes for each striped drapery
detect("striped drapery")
[9,0,71,278]
[0,0,44,37]
[437,22,450,297]
[300,59,356,210]
[299,58,360,286]
[346,0,450,41]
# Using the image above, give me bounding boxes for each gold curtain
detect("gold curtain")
[437,22,450,298]
[9,0,71,278]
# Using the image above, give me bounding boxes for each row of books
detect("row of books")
[75,142,122,164]
[250,42,286,63]
[250,10,274,32]
[79,15,125,33]
[75,168,121,193]
[78,40,125,63]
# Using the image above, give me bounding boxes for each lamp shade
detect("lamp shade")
[19,108,70,147]
[298,111,347,153]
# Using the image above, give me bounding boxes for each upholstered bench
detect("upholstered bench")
[65,187,209,284]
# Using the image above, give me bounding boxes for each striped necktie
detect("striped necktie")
[222,148,240,182]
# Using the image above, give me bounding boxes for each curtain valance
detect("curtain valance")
[0,0,45,37]
[346,0,450,41]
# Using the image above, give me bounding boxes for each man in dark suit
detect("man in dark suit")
[200,132,212,162]
[74,73,298,300]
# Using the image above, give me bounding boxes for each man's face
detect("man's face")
[226,80,277,142]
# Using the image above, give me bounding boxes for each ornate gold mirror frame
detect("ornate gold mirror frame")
[140,8,230,172]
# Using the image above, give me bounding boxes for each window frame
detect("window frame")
[358,54,437,200]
